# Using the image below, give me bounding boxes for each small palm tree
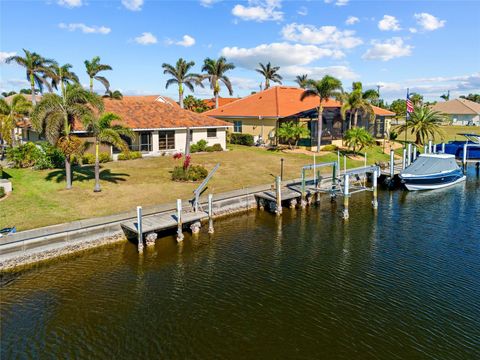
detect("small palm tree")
[5,49,57,104]
[83,112,133,192]
[103,90,123,100]
[341,82,375,128]
[301,75,343,152]
[256,62,282,89]
[31,84,104,189]
[440,91,450,101]
[51,63,79,95]
[344,127,374,154]
[295,74,309,89]
[276,121,310,150]
[85,56,112,93]
[162,58,202,109]
[201,57,235,108]
[398,105,446,145]
[0,95,32,147]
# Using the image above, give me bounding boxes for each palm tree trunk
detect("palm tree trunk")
[65,156,72,190]
[90,77,94,93]
[354,111,358,127]
[317,103,323,153]
[10,128,16,147]
[179,83,184,109]
[30,73,36,105]
[94,140,101,192]
[215,92,219,109]
[265,78,269,89]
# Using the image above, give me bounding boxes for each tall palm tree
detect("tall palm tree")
[201,57,235,109]
[341,82,375,128]
[84,56,112,93]
[256,62,282,89]
[5,49,57,105]
[295,74,309,89]
[31,84,104,189]
[103,90,123,100]
[162,58,202,109]
[398,105,446,145]
[51,63,79,95]
[0,95,32,147]
[83,112,133,192]
[301,75,343,152]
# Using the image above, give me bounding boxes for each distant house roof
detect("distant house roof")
[100,96,231,130]
[203,97,241,108]
[431,98,480,115]
[4,93,42,104]
[205,86,394,118]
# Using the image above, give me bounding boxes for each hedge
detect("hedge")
[230,133,254,146]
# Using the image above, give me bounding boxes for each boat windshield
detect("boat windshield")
[459,133,480,144]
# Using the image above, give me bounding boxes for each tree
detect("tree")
[301,75,343,152]
[460,94,480,103]
[103,90,123,100]
[201,57,235,109]
[397,105,446,145]
[255,62,282,89]
[5,49,57,104]
[295,74,309,89]
[84,56,112,93]
[276,121,310,149]
[183,95,212,113]
[31,84,104,189]
[0,94,32,147]
[83,112,133,192]
[344,127,374,154]
[390,99,406,120]
[409,92,423,106]
[51,63,79,95]
[341,82,375,128]
[1,91,17,98]
[162,58,202,109]
[440,90,450,101]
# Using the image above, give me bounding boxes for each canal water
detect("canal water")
[1,168,479,359]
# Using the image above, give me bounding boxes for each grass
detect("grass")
[392,125,478,143]
[1,145,389,231]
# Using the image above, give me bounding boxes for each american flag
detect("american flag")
[406,91,414,114]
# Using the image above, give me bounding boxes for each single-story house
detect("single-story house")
[18,95,231,156]
[203,97,241,109]
[204,86,395,149]
[431,99,480,126]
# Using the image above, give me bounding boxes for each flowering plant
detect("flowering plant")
[173,152,182,160]
[183,154,191,170]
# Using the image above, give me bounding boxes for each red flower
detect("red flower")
[183,154,191,170]
[173,152,182,160]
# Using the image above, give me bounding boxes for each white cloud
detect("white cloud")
[362,37,412,61]
[200,0,220,6]
[57,0,82,8]
[232,0,283,22]
[297,6,308,16]
[409,27,417,34]
[230,76,260,91]
[282,65,359,81]
[0,78,29,93]
[221,42,344,69]
[414,13,446,31]
[59,23,111,34]
[122,0,143,11]
[176,35,196,47]
[0,51,16,63]
[134,32,157,45]
[325,0,349,6]
[378,15,401,31]
[345,16,359,25]
[281,23,362,49]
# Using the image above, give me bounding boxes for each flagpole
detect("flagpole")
[405,88,409,145]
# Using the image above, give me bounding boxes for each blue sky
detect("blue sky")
[1,0,479,102]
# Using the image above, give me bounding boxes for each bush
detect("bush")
[118,151,142,160]
[197,139,208,152]
[190,144,199,153]
[36,142,65,169]
[212,143,223,151]
[6,142,42,168]
[322,144,339,152]
[99,152,112,163]
[230,133,254,146]
[205,146,215,152]
[172,165,208,181]
[81,153,96,165]
[0,187,5,199]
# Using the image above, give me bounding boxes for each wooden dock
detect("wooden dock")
[121,210,208,234]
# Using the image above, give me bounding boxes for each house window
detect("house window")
[207,128,217,138]
[140,132,152,152]
[159,131,175,150]
[233,121,242,133]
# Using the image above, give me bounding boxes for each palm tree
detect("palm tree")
[341,82,375,128]
[103,90,123,100]
[31,84,104,189]
[398,105,446,145]
[440,91,450,101]
[51,63,79,95]
[162,58,202,109]
[295,74,309,89]
[83,112,133,192]
[409,92,423,106]
[344,127,374,154]
[201,57,235,109]
[256,62,282,89]
[5,49,57,105]
[0,95,32,147]
[84,56,112,93]
[301,76,343,152]
[276,121,310,150]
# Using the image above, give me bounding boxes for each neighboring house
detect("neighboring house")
[431,99,480,126]
[205,86,395,149]
[17,95,231,156]
[203,97,241,109]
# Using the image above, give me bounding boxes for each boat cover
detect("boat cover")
[400,154,460,177]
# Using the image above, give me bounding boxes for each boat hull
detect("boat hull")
[401,169,466,191]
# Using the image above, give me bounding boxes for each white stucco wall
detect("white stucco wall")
[173,128,227,154]
[451,114,479,125]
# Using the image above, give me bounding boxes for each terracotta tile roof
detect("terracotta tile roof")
[431,99,480,115]
[205,86,341,118]
[371,105,395,116]
[203,97,241,108]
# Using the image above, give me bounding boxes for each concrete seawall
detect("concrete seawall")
[0,182,277,272]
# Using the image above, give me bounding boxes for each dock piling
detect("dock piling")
[275,176,282,215]
[463,144,468,170]
[428,140,433,153]
[442,143,446,153]
[208,194,214,233]
[137,206,143,253]
[372,169,378,209]
[402,148,407,170]
[389,150,395,178]
[407,143,412,166]
[413,145,417,161]
[342,174,350,220]
[176,199,184,242]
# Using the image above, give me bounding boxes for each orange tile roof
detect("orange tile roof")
[73,96,230,131]
[203,97,241,108]
[371,105,395,116]
[205,86,341,118]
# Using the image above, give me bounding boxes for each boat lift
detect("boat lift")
[192,163,220,213]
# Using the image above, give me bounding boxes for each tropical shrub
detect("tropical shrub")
[230,133,254,146]
[212,143,223,151]
[172,165,208,181]
[205,146,215,152]
[397,105,446,145]
[344,128,374,154]
[196,139,208,152]
[6,142,42,168]
[0,187,5,199]
[118,151,142,160]
[190,144,199,153]
[322,144,339,152]
[277,121,310,149]
[389,130,398,141]
[82,152,113,165]
[99,152,112,163]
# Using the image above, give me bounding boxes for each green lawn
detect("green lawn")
[393,125,478,143]
[1,145,389,231]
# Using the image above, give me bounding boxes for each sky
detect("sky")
[1,0,479,102]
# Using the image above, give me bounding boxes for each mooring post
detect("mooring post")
[463,144,468,170]
[402,148,407,170]
[176,199,184,242]
[424,144,428,154]
[208,194,214,233]
[442,143,446,153]
[343,174,350,220]
[413,145,417,161]
[137,206,143,253]
[344,155,347,173]
[428,140,433,153]
[337,151,341,174]
[372,169,378,209]
[407,143,412,166]
[280,158,284,181]
[275,176,282,215]
[390,149,395,178]
[313,154,316,186]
